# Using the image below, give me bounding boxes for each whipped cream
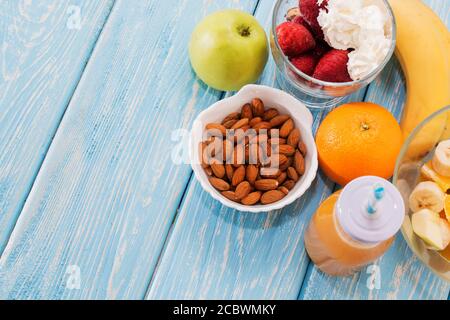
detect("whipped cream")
[317,0,392,80]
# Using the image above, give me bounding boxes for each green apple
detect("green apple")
[189,9,268,91]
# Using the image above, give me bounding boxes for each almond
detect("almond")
[222,112,240,124]
[241,191,262,205]
[231,118,249,130]
[222,139,234,160]
[209,177,230,191]
[251,98,265,117]
[199,142,208,168]
[225,164,234,181]
[205,137,222,160]
[279,144,296,156]
[277,171,287,185]
[202,144,214,165]
[255,179,279,191]
[261,190,285,204]
[233,125,251,143]
[278,186,290,195]
[246,143,259,164]
[269,154,288,168]
[294,150,305,175]
[206,123,227,136]
[222,191,239,202]
[298,140,307,157]
[268,138,286,145]
[282,180,295,190]
[252,121,272,133]
[258,145,271,166]
[287,128,301,147]
[264,143,274,160]
[223,119,238,129]
[202,99,302,206]
[246,165,258,185]
[249,133,267,145]
[280,156,293,171]
[211,163,225,179]
[263,108,279,121]
[231,148,245,167]
[232,165,246,186]
[204,166,213,176]
[280,119,294,138]
[249,117,263,127]
[269,115,290,127]
[287,166,299,182]
[244,144,250,163]
[260,168,281,179]
[241,103,253,120]
[235,181,252,200]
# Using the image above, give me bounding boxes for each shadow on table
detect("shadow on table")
[209,171,333,230]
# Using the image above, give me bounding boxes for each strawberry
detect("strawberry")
[276,22,316,57]
[292,15,311,32]
[291,53,318,76]
[299,0,328,39]
[312,40,331,57]
[313,49,352,82]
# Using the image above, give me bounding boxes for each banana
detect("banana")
[432,140,450,177]
[412,209,450,251]
[388,0,450,159]
[409,181,444,213]
[421,161,450,193]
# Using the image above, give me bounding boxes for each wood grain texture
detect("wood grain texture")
[0,0,260,300]
[0,0,448,300]
[299,0,450,300]
[0,0,114,253]
[146,0,367,300]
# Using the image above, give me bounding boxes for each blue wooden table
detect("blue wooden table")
[0,0,449,300]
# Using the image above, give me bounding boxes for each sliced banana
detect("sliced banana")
[409,181,444,213]
[432,140,450,177]
[412,209,449,251]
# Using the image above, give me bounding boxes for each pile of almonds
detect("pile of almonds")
[199,98,307,206]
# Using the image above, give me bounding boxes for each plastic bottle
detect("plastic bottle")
[304,176,405,276]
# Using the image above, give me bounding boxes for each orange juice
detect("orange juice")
[304,177,405,276]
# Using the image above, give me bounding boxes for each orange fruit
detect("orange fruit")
[316,102,403,186]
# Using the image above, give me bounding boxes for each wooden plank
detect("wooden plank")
[146,0,367,299]
[0,0,114,253]
[299,0,450,300]
[0,0,260,300]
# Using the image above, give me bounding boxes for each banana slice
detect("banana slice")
[409,181,445,213]
[412,209,450,251]
[432,140,450,177]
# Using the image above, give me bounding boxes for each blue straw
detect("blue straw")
[367,185,385,215]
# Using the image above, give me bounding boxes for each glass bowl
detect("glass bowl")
[270,0,396,109]
[393,106,450,282]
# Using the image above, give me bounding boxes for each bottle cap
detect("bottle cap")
[336,176,405,244]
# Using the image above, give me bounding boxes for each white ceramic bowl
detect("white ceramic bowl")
[189,84,318,213]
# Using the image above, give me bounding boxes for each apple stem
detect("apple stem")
[237,25,251,37]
